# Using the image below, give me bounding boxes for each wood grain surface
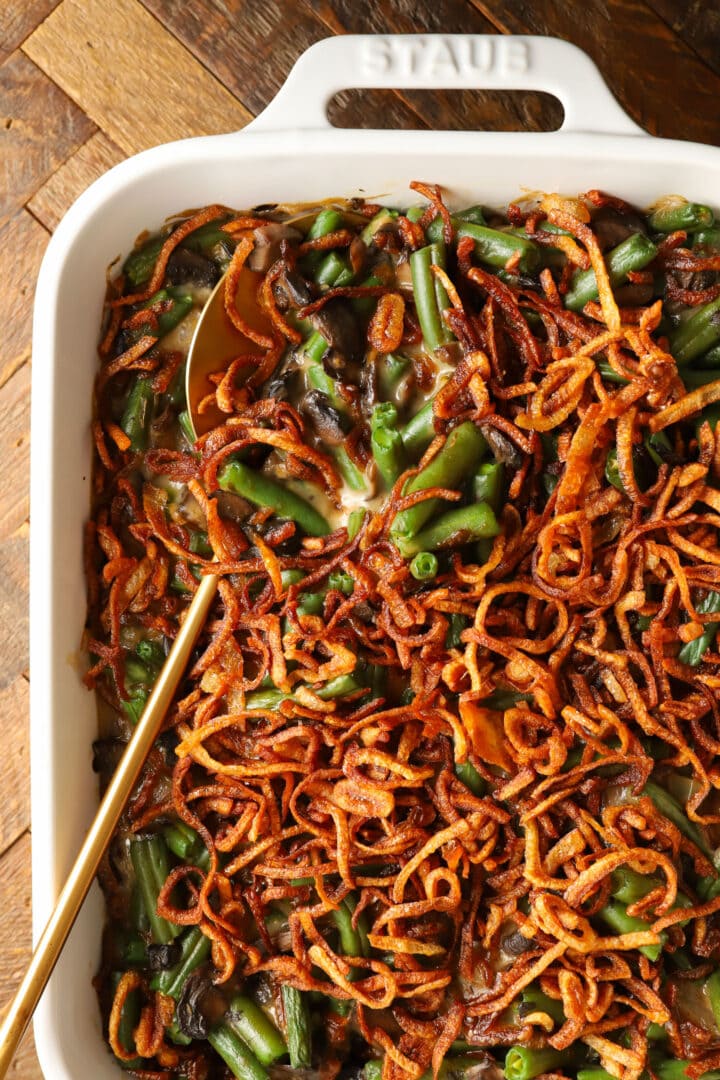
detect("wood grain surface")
[1,1,718,1075]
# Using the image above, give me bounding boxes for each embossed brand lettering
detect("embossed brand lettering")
[359,37,529,80]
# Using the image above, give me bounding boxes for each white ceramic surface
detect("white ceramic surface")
[29,33,720,1078]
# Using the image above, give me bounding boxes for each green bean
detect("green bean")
[670,295,720,365]
[208,1025,269,1080]
[400,399,437,459]
[218,460,330,537]
[347,507,366,541]
[446,612,470,649]
[245,672,365,711]
[123,235,165,286]
[303,331,329,366]
[694,228,720,251]
[410,243,453,353]
[151,925,212,997]
[123,691,148,725]
[334,445,367,492]
[706,969,720,1030]
[678,590,720,667]
[406,205,425,224]
[597,360,629,385]
[281,986,312,1068]
[564,233,658,312]
[120,376,154,452]
[307,208,345,240]
[315,251,353,287]
[394,502,500,559]
[224,994,287,1066]
[680,368,720,389]
[643,780,714,860]
[611,866,692,917]
[656,1063,720,1080]
[371,401,399,432]
[455,760,485,795]
[112,926,146,968]
[426,205,487,241]
[390,421,488,540]
[453,221,540,273]
[519,985,565,1024]
[481,689,533,709]
[605,448,624,492]
[378,353,410,399]
[696,343,720,369]
[332,895,369,958]
[163,821,200,861]
[140,287,194,338]
[372,426,405,488]
[504,1046,569,1080]
[473,461,504,511]
[328,571,354,595]
[647,1022,668,1041]
[178,409,196,446]
[361,208,396,245]
[129,836,180,945]
[577,1070,616,1080]
[409,551,438,581]
[648,201,714,233]
[110,972,143,1064]
[596,899,664,960]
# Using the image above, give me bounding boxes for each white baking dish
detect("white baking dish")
[29,32,720,1078]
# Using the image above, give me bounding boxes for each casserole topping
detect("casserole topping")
[88,185,720,1080]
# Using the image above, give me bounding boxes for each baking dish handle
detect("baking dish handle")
[246,34,646,137]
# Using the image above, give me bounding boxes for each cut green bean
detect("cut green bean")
[694,227,720,251]
[123,235,165,286]
[519,985,565,1024]
[446,612,470,649]
[473,461,504,511]
[597,899,664,960]
[670,295,720,365]
[394,502,500,559]
[224,994,287,1066]
[564,233,658,312]
[140,287,194,338]
[696,343,720,369]
[281,986,312,1068]
[454,221,540,273]
[409,551,438,581]
[129,836,180,945]
[315,251,353,287]
[504,1046,569,1080]
[455,760,485,795]
[400,399,436,459]
[648,201,714,233]
[410,243,453,353]
[643,780,714,860]
[151,925,212,997]
[391,421,488,540]
[677,590,720,667]
[372,425,405,488]
[378,353,410,399]
[347,507,366,541]
[121,376,154,452]
[371,401,399,432]
[218,460,330,537]
[208,1025,269,1080]
[306,208,345,241]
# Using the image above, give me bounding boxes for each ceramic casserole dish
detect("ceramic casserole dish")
[29,32,720,1078]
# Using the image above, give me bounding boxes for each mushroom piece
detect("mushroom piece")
[166,247,220,288]
[301,389,348,445]
[478,423,523,469]
[591,205,648,252]
[247,223,303,273]
[146,941,182,971]
[309,299,364,370]
[273,266,313,310]
[176,967,227,1040]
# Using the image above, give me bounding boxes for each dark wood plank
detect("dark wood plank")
[138,0,427,131]
[646,0,720,81]
[0,50,95,222]
[0,0,60,65]
[306,0,564,132]
[0,211,49,390]
[0,832,41,1080]
[472,0,720,145]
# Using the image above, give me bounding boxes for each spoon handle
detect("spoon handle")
[0,572,219,1076]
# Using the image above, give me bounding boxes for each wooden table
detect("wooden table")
[1,0,719,1074]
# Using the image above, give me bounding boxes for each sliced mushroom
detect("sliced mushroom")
[591,205,647,252]
[273,266,313,311]
[310,299,364,369]
[301,389,348,445]
[247,223,303,273]
[146,941,182,971]
[478,423,523,468]
[166,248,220,288]
[176,967,227,1039]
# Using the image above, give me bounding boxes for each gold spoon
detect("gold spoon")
[0,265,267,1074]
